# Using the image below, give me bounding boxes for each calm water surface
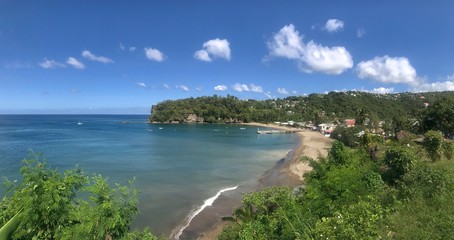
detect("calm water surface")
[0,115,298,236]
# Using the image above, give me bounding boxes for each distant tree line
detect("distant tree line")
[150,91,454,138]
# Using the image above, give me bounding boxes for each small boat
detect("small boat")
[77,121,83,125]
[239,127,246,130]
[158,127,163,130]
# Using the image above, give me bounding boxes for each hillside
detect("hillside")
[149,91,454,125]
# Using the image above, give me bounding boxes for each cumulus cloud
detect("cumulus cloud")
[194,50,211,62]
[267,24,353,75]
[267,24,303,60]
[325,19,344,32]
[277,87,289,95]
[145,47,165,62]
[176,85,189,92]
[300,41,353,74]
[370,87,395,94]
[82,50,114,63]
[231,83,264,93]
[39,58,65,69]
[194,38,231,62]
[250,84,264,93]
[356,55,420,85]
[232,83,249,92]
[214,85,228,91]
[137,82,146,88]
[411,81,454,92]
[66,57,85,69]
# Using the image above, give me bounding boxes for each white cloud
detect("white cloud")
[230,83,263,93]
[129,47,136,52]
[195,86,203,92]
[194,38,231,62]
[194,50,211,62]
[137,82,146,88]
[39,58,65,69]
[370,87,394,94]
[267,24,303,60]
[267,24,353,75]
[292,90,298,94]
[356,55,420,85]
[176,85,189,92]
[163,84,170,89]
[250,84,263,93]
[214,85,228,91]
[144,47,165,62]
[82,50,114,63]
[264,91,274,99]
[325,19,344,32]
[300,41,353,74]
[277,87,289,95]
[357,28,366,38]
[232,83,250,92]
[411,81,454,92]
[66,57,85,69]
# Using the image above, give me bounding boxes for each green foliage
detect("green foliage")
[423,130,444,162]
[382,146,418,183]
[443,141,454,160]
[219,187,310,240]
[0,210,22,240]
[314,196,386,240]
[386,164,454,239]
[0,153,156,239]
[221,128,454,239]
[360,132,384,161]
[330,126,365,147]
[421,97,454,138]
[149,91,454,125]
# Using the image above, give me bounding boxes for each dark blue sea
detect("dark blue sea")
[0,115,299,237]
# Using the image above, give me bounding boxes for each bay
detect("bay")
[0,115,298,236]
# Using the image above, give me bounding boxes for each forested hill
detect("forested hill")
[149,91,454,124]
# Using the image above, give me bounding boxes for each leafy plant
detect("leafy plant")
[0,153,156,239]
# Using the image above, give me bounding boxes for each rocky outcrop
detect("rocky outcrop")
[185,114,204,123]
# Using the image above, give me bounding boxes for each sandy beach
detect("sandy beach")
[192,123,333,240]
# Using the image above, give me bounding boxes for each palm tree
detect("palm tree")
[221,203,257,226]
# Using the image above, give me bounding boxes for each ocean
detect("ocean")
[0,115,299,238]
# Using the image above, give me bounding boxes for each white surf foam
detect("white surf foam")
[171,185,238,240]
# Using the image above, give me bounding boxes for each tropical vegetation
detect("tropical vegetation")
[0,153,157,240]
[219,131,454,239]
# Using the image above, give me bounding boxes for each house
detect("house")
[318,123,330,132]
[324,129,333,137]
[344,119,356,127]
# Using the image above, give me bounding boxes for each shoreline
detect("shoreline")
[183,122,332,240]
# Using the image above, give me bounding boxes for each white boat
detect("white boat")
[77,121,83,125]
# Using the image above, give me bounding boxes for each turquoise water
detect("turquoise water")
[0,115,299,236]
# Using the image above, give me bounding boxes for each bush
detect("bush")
[423,130,444,162]
[0,153,156,240]
[382,146,418,184]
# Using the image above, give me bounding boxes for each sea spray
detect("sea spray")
[171,186,238,240]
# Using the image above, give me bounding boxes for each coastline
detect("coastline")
[186,122,332,240]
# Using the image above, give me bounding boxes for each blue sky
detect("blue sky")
[1,1,454,114]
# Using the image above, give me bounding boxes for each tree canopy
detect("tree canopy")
[149,91,454,128]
